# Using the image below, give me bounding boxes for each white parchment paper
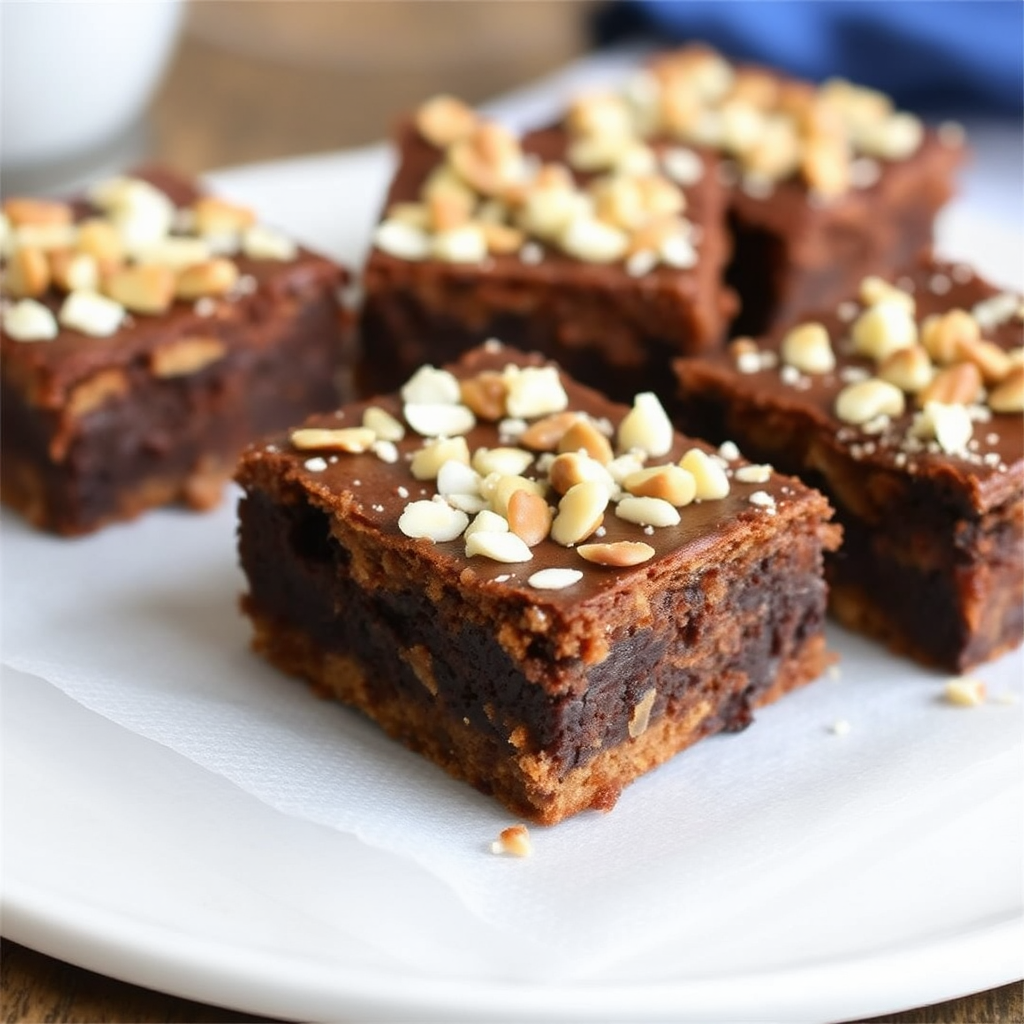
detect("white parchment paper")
[2,500,1021,980]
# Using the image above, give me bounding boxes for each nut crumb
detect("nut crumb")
[943,677,986,707]
[490,823,532,857]
[830,719,851,736]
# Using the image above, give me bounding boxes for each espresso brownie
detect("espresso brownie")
[1,168,350,535]
[676,259,1023,671]
[237,342,839,824]
[358,96,735,402]
[579,45,966,336]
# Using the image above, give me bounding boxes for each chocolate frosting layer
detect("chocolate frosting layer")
[238,342,835,617]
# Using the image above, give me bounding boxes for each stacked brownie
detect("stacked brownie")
[676,259,1023,670]
[1,168,350,534]
[237,343,839,824]
[360,94,735,402]
[359,45,965,402]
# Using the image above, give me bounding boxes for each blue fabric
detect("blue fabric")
[593,1,1024,115]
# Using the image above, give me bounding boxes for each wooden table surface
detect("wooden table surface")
[2,4,1021,1022]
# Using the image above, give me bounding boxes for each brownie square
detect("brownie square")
[1,167,351,535]
[676,258,1023,671]
[358,101,735,404]
[615,46,966,336]
[237,341,838,824]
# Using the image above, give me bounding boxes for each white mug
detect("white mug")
[1,0,185,176]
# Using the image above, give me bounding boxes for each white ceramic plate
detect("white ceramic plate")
[3,105,1023,1022]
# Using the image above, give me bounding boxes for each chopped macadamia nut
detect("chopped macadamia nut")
[943,677,986,707]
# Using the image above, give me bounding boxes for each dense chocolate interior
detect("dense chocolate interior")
[2,294,340,533]
[239,482,828,778]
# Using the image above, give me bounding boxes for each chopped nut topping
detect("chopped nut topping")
[410,436,471,480]
[374,219,432,260]
[781,322,836,374]
[3,197,73,228]
[920,309,979,365]
[678,447,730,499]
[58,290,125,336]
[916,362,983,407]
[191,196,256,237]
[734,463,772,484]
[834,378,905,425]
[460,371,508,421]
[486,473,546,517]
[623,464,696,506]
[403,402,476,438]
[617,392,673,457]
[136,235,212,270]
[527,567,583,590]
[548,452,615,496]
[490,823,532,857]
[175,258,240,300]
[801,139,850,199]
[558,417,614,464]
[402,365,462,405]
[877,345,934,394]
[577,540,656,567]
[1,298,58,341]
[859,275,915,313]
[5,246,51,299]
[464,509,509,539]
[465,530,533,563]
[550,480,608,546]
[76,218,124,273]
[506,489,552,546]
[432,223,488,264]
[988,366,1024,413]
[363,406,406,442]
[415,94,479,148]
[448,122,525,197]
[851,299,918,361]
[616,494,680,528]
[399,498,469,542]
[290,427,377,453]
[956,337,1012,385]
[472,446,534,478]
[559,216,629,264]
[911,402,974,455]
[242,224,297,261]
[436,458,482,498]
[103,264,176,315]
[504,365,569,419]
[518,411,582,452]
[49,250,100,294]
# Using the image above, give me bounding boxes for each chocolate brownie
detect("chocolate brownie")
[358,47,964,407]
[584,45,966,336]
[358,96,735,403]
[237,341,839,824]
[1,168,350,535]
[676,258,1023,671]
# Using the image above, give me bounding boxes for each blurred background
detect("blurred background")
[2,0,1020,191]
